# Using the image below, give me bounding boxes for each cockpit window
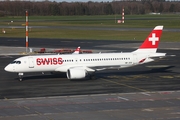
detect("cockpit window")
[16,61,21,64]
[10,61,16,64]
[10,61,21,64]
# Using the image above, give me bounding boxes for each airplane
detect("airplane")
[4,26,166,81]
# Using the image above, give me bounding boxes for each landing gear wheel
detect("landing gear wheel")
[19,78,22,81]
[18,73,24,81]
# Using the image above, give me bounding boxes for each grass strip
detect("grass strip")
[0,28,179,42]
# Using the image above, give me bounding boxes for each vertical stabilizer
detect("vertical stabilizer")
[133,26,163,53]
[73,46,81,54]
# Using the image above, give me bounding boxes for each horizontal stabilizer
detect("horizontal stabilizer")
[148,53,166,58]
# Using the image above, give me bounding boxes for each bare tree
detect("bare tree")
[0,1,179,16]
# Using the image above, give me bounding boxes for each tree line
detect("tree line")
[0,0,180,16]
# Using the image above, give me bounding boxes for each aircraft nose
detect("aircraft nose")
[4,65,14,72]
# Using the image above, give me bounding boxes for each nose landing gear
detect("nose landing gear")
[18,73,24,81]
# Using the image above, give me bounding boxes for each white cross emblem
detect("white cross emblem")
[149,33,159,45]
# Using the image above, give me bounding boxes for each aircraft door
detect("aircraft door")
[28,57,34,68]
[133,54,138,65]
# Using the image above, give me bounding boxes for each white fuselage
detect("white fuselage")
[4,52,152,73]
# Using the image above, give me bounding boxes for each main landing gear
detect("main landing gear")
[89,72,96,80]
[18,73,24,81]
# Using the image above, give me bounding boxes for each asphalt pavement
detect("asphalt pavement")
[0,37,180,120]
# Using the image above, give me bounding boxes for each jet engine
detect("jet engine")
[66,68,87,79]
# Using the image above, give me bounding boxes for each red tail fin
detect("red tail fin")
[140,26,163,49]
[73,46,80,54]
[133,26,163,53]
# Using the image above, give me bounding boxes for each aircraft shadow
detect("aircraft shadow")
[15,65,175,81]
[15,73,67,81]
[15,73,93,81]
[98,65,175,78]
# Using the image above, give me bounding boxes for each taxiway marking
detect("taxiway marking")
[102,78,149,92]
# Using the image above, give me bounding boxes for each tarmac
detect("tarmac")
[0,37,180,120]
[0,91,180,120]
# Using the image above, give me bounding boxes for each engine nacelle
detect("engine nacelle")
[66,68,87,79]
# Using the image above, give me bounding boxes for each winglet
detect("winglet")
[133,26,163,53]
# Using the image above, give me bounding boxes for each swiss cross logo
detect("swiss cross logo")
[149,33,159,45]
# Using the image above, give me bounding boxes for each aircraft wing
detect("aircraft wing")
[55,65,95,72]
[89,65,121,71]
[55,64,121,72]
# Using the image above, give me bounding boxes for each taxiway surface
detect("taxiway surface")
[0,37,180,120]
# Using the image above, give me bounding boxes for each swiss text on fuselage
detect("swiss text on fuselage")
[36,57,63,65]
